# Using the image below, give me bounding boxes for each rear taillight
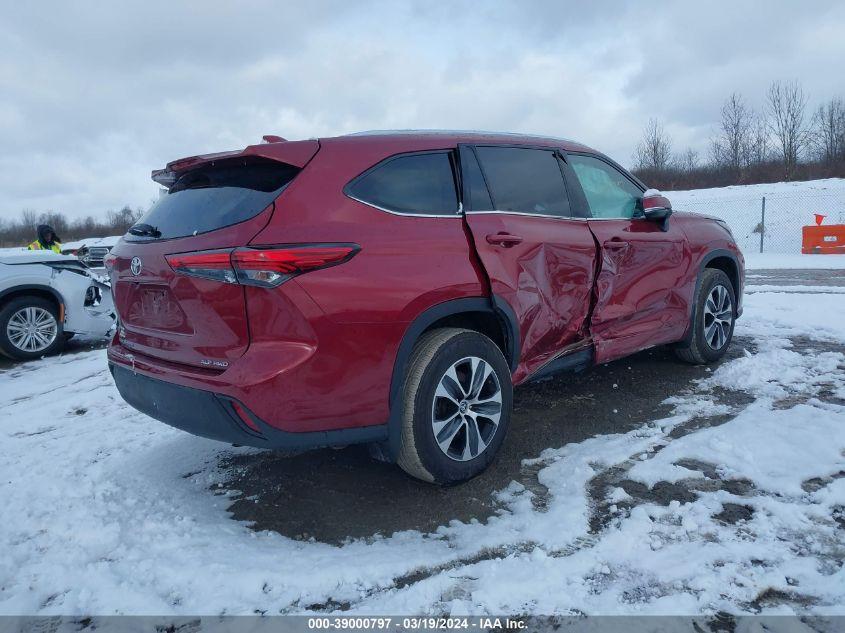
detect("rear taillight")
[166,250,237,284]
[103,253,117,273]
[232,245,358,287]
[165,244,359,288]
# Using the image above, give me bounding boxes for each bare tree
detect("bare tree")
[810,97,845,164]
[107,205,142,233]
[633,118,673,172]
[747,113,771,166]
[676,148,700,173]
[767,80,808,179]
[711,93,753,174]
[20,209,38,228]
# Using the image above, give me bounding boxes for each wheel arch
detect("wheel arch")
[382,296,519,461]
[0,285,63,315]
[678,249,741,347]
[703,253,740,300]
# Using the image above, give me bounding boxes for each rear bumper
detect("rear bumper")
[110,362,387,450]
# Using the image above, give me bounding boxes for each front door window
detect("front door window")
[568,154,642,219]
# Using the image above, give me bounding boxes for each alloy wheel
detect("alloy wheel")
[431,356,502,461]
[6,306,58,353]
[703,284,732,350]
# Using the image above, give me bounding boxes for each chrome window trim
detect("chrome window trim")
[344,192,462,218]
[468,210,584,221]
[465,209,646,221]
[345,199,646,222]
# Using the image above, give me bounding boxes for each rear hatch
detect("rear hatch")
[109,142,317,368]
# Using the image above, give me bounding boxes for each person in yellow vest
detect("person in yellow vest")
[27,224,63,254]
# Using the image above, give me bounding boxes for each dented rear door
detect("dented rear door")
[459,144,596,384]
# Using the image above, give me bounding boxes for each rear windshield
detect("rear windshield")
[126,157,299,241]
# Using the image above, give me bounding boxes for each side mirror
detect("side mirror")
[641,189,673,230]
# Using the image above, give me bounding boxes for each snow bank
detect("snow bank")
[668,178,845,202]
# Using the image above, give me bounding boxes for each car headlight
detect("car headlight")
[84,286,102,307]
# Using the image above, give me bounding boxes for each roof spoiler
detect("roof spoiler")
[151,137,318,187]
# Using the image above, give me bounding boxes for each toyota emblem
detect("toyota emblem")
[130,257,142,276]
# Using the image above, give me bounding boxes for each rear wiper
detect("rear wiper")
[128,223,162,238]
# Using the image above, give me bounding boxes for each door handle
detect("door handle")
[486,233,523,247]
[604,240,629,250]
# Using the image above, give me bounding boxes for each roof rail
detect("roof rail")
[344,129,575,142]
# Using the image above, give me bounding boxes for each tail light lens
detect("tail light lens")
[165,244,359,288]
[166,250,237,284]
[232,245,358,287]
[103,252,117,273]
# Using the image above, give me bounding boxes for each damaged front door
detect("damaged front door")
[566,153,691,364]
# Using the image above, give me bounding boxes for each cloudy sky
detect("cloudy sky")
[1,0,844,221]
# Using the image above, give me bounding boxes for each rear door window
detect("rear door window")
[346,152,458,215]
[568,154,643,219]
[475,147,571,217]
[459,147,494,211]
[127,157,299,241]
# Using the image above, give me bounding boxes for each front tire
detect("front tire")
[0,296,65,361]
[675,269,736,364]
[397,328,513,485]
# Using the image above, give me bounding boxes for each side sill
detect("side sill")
[525,347,594,383]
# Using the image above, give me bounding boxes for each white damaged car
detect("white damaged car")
[0,251,115,360]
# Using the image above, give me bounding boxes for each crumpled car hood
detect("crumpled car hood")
[0,251,79,266]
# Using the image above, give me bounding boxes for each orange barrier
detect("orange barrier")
[802,224,845,254]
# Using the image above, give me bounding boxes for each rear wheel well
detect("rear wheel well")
[420,310,511,368]
[705,256,739,298]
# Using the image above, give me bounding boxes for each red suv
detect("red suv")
[107,131,743,484]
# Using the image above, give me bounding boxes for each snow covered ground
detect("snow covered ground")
[744,253,845,270]
[668,177,845,205]
[668,178,845,256]
[1,277,844,617]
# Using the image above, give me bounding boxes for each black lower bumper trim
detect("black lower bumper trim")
[109,363,388,451]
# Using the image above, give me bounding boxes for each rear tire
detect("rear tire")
[0,296,65,361]
[675,269,736,364]
[397,328,513,485]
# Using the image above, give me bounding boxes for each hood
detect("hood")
[0,251,78,265]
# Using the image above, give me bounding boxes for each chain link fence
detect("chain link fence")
[670,191,845,254]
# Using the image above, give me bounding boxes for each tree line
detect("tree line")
[632,80,845,190]
[0,205,144,248]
